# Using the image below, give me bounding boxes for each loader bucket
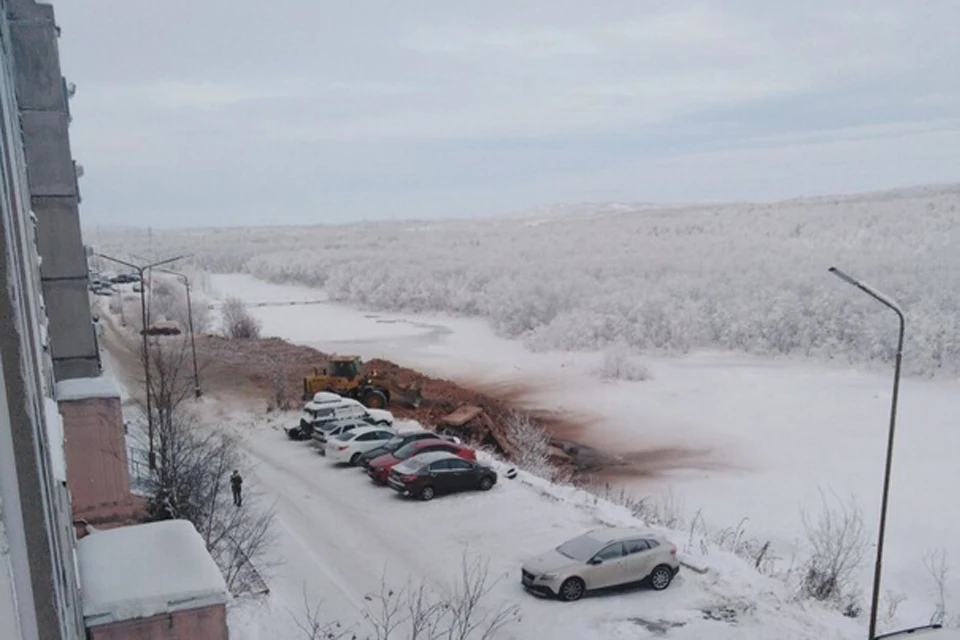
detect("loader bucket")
[401,386,423,409]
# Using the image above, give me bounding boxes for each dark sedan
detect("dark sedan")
[357,431,454,469]
[387,451,497,501]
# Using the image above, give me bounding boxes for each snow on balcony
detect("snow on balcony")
[55,376,121,403]
[77,520,228,628]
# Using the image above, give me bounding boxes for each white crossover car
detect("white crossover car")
[325,426,397,465]
[521,527,679,601]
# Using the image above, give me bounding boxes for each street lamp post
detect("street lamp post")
[155,267,202,399]
[828,266,905,640]
[96,253,189,469]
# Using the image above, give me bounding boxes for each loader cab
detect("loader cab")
[329,357,361,380]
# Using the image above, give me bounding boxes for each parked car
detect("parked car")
[520,527,679,601]
[387,451,497,500]
[366,439,476,485]
[357,431,459,469]
[110,273,140,284]
[310,418,372,453]
[287,396,393,440]
[325,426,397,465]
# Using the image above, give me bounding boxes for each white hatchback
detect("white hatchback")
[325,426,397,465]
[521,527,680,601]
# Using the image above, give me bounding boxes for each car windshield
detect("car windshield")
[382,437,404,450]
[393,442,429,460]
[393,458,428,474]
[556,534,605,562]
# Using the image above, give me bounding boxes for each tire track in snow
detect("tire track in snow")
[237,428,460,597]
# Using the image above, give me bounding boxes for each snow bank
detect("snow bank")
[56,376,121,402]
[42,399,66,482]
[77,520,228,627]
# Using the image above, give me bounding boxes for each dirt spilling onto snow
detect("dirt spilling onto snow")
[101,314,720,480]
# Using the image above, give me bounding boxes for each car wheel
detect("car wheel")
[419,486,435,501]
[349,452,361,466]
[649,565,674,591]
[478,477,494,491]
[558,577,585,602]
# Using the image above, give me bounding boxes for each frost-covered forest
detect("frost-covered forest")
[91,184,960,376]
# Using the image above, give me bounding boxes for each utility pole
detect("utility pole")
[828,266,905,640]
[154,267,202,398]
[97,253,189,469]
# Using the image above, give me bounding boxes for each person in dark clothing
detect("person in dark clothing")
[230,470,243,507]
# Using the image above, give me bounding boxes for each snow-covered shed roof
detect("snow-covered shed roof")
[55,376,121,402]
[77,520,228,627]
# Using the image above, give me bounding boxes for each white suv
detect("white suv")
[291,396,394,440]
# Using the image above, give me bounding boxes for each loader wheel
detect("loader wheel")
[362,390,388,409]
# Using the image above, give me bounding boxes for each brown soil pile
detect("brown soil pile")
[104,313,720,480]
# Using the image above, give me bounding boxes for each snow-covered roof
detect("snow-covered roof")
[43,398,66,482]
[55,376,121,402]
[77,520,228,627]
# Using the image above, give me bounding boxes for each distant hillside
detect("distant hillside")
[92,183,960,376]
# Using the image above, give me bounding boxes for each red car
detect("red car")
[366,438,476,485]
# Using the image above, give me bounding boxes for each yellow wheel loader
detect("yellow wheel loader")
[302,355,423,409]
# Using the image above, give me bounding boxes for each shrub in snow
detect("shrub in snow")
[502,412,555,481]
[924,548,949,625]
[221,296,261,339]
[799,490,866,612]
[594,346,651,381]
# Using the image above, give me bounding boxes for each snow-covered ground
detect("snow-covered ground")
[220,409,861,640]
[211,273,960,630]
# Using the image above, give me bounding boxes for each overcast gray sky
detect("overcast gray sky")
[56,1,960,228]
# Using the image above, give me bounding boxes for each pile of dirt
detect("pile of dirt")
[190,338,617,473]
[102,315,719,481]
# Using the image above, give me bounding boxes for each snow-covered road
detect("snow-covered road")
[226,413,858,640]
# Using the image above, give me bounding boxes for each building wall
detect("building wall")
[7,0,99,381]
[0,1,85,638]
[58,396,132,517]
[87,604,229,640]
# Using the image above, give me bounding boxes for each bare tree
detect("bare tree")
[924,548,949,625]
[799,489,866,607]
[443,553,518,640]
[149,272,213,335]
[139,333,274,595]
[143,409,275,594]
[292,587,357,640]
[301,553,519,640]
[144,337,196,437]
[265,355,293,412]
[222,296,262,339]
